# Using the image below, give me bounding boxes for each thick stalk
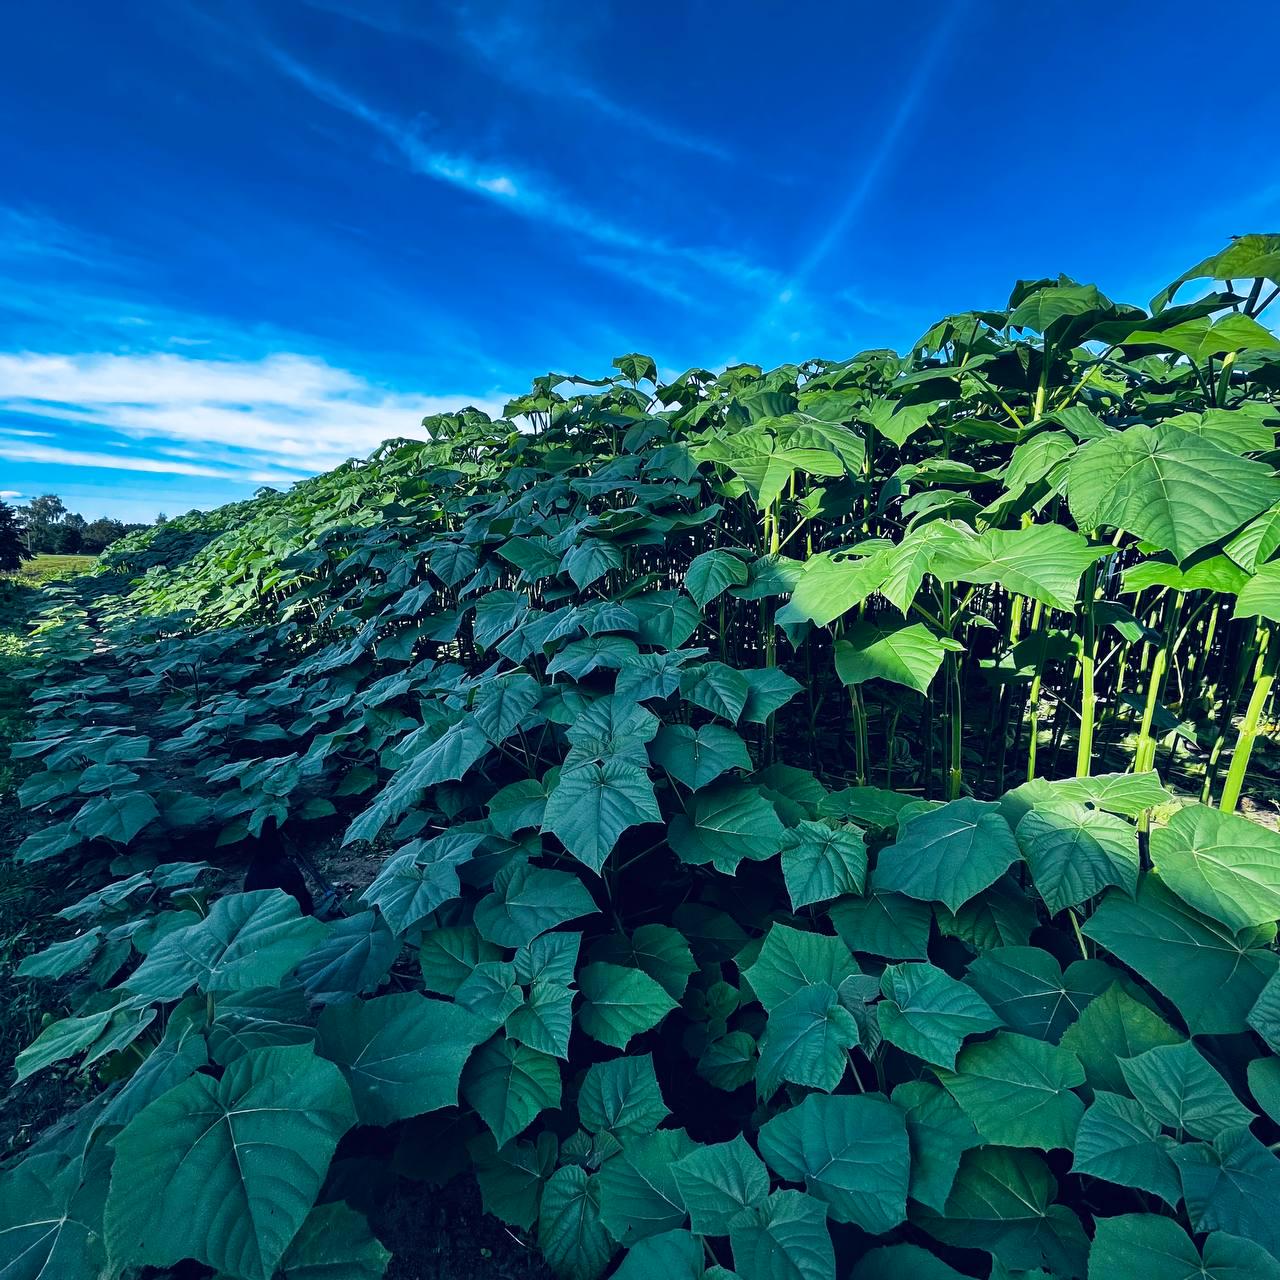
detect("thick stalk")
[1033,338,1054,421]
[948,655,963,799]
[1075,562,1098,777]
[942,585,963,799]
[1133,592,1183,774]
[1215,350,1237,407]
[1218,625,1277,812]
[1202,629,1259,802]
[885,705,901,790]
[1025,600,1046,781]
[850,685,869,787]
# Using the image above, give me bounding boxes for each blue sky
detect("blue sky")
[1,0,1278,522]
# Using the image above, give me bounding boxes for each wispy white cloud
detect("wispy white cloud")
[0,205,120,270]
[451,4,734,163]
[0,490,22,499]
[0,437,262,480]
[267,50,779,297]
[300,0,733,163]
[0,350,510,483]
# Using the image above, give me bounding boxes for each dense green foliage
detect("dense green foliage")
[0,500,29,573]
[5,236,1280,1279]
[14,493,149,556]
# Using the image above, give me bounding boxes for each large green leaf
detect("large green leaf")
[743,922,859,1012]
[729,1190,835,1280]
[1151,234,1280,311]
[649,723,753,791]
[1236,561,1280,622]
[1015,802,1139,914]
[577,962,677,1049]
[473,862,599,948]
[1089,1211,1280,1280]
[829,891,932,960]
[1119,1042,1254,1139]
[579,1054,669,1139]
[1122,312,1280,360]
[71,790,160,844]
[877,961,1001,1068]
[612,1230,704,1280]
[597,1129,695,1244]
[1228,504,1280,574]
[780,820,867,908]
[777,552,887,628]
[345,718,490,844]
[419,927,502,996]
[125,890,325,1001]
[671,1135,771,1236]
[592,923,696,1000]
[562,539,623,590]
[964,945,1106,1041]
[1122,551,1249,595]
[1067,425,1280,560]
[669,782,785,874]
[1173,1127,1280,1262]
[317,992,490,1126]
[471,1131,557,1231]
[834,622,960,695]
[0,1152,107,1279]
[14,1009,113,1082]
[1150,803,1280,930]
[16,927,102,979]
[932,523,1100,612]
[936,1031,1085,1150]
[1070,1092,1181,1205]
[462,1035,562,1146]
[538,1166,615,1280]
[758,1093,909,1233]
[473,673,542,741]
[359,833,483,935]
[917,1147,1086,1276]
[874,798,1021,911]
[740,666,803,724]
[1004,771,1171,821]
[1084,877,1278,1035]
[1009,281,1114,333]
[506,980,574,1058]
[276,1201,390,1279]
[1249,968,1280,1051]
[756,981,859,1097]
[1059,983,1181,1093]
[96,1007,210,1134]
[104,1045,356,1280]
[295,911,398,1006]
[891,1080,979,1214]
[686,548,749,607]
[450,962,524,1034]
[543,758,661,873]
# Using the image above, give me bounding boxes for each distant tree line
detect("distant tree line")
[0,494,159,567]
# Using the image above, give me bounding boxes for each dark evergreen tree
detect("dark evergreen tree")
[0,500,29,572]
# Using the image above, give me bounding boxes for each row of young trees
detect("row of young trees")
[0,494,154,568]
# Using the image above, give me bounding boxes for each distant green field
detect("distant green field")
[1,554,96,584]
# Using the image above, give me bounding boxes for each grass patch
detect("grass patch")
[2,553,97,586]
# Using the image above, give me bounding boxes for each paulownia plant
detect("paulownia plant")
[4,236,1280,1280]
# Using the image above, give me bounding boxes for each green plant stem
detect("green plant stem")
[850,685,869,786]
[1024,600,1046,781]
[1133,592,1182,775]
[1218,624,1277,813]
[1075,561,1098,777]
